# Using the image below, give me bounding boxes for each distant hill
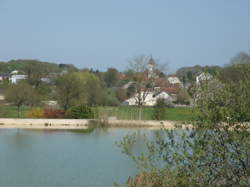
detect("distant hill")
[0,59,78,74]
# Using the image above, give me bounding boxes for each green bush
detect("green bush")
[68,105,94,119]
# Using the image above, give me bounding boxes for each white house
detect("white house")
[125,91,172,106]
[168,76,181,85]
[10,70,27,84]
[196,72,212,84]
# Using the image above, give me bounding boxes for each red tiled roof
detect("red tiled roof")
[163,87,179,94]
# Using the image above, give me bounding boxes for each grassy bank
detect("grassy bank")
[94,106,195,121]
[0,105,196,121]
[0,106,31,118]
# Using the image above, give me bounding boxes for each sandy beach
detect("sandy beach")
[0,118,192,130]
[0,118,89,130]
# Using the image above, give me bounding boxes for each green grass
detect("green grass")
[0,106,31,118]
[94,106,196,121]
[0,105,196,121]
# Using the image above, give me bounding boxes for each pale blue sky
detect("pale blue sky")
[1,0,250,72]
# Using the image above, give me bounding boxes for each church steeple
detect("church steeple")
[147,55,156,78]
[148,55,156,66]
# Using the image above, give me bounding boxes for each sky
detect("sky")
[0,0,250,72]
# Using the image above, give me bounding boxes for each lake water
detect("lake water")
[0,128,157,187]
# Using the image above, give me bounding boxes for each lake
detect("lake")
[0,128,158,187]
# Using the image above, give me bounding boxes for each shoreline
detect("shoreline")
[0,118,191,130]
[0,118,89,130]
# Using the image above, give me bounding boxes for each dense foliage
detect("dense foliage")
[68,105,94,119]
[118,63,250,186]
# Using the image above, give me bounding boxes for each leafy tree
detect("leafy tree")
[219,62,250,83]
[55,72,85,110]
[98,88,120,106]
[124,69,134,81]
[229,52,250,65]
[104,68,119,87]
[4,81,39,117]
[23,60,50,88]
[116,88,127,102]
[56,71,106,109]
[84,75,103,106]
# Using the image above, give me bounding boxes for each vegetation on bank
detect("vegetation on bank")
[117,63,250,187]
[1,52,249,122]
[0,105,195,121]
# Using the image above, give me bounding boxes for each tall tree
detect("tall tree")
[55,72,84,110]
[55,71,104,109]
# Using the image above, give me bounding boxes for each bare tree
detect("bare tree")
[128,55,166,119]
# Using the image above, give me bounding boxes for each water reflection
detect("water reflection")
[0,128,156,187]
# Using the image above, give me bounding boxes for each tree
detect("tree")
[128,55,165,106]
[174,89,190,105]
[4,81,38,117]
[23,60,50,88]
[56,72,85,110]
[55,71,106,109]
[219,60,250,84]
[104,68,119,88]
[229,52,250,65]
[116,88,127,102]
[118,64,250,186]
[128,55,166,119]
[84,74,103,106]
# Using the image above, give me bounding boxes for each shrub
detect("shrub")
[28,108,44,118]
[43,108,65,118]
[69,105,94,119]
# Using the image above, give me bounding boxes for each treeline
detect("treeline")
[176,52,250,85]
[1,52,250,117]
[1,60,135,117]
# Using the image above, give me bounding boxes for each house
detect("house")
[10,70,27,84]
[163,87,179,95]
[124,91,173,106]
[196,72,212,84]
[41,77,51,83]
[168,76,181,84]
[167,76,183,88]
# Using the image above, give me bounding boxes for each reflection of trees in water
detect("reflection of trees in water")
[13,130,34,148]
